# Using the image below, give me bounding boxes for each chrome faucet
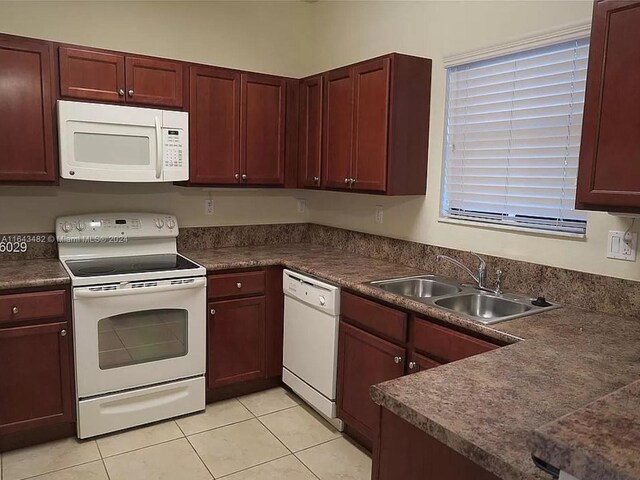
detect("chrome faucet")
[436,252,487,289]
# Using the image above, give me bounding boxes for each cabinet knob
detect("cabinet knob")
[408,361,417,370]
[350,178,356,186]
[11,306,18,315]
[235,173,240,180]
[236,282,242,289]
[128,89,134,96]
[60,329,67,337]
[313,176,320,183]
[393,356,403,364]
[210,309,216,315]
[118,88,125,97]
[344,178,350,184]
[241,174,247,181]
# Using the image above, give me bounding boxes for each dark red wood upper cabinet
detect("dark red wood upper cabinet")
[240,73,286,186]
[337,321,405,445]
[208,296,267,389]
[0,321,73,435]
[323,67,354,190]
[351,58,390,192]
[125,56,184,108]
[298,75,323,188]
[189,65,241,185]
[0,35,57,183]
[576,0,640,211]
[59,47,125,103]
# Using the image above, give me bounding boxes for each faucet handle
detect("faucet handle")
[468,251,486,269]
[495,269,505,293]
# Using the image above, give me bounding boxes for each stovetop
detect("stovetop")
[65,253,201,278]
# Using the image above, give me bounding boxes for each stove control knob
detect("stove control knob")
[61,221,73,233]
[76,221,86,231]
[154,218,164,229]
[319,295,326,306]
[166,218,176,229]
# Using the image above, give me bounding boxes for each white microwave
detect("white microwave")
[58,100,189,182]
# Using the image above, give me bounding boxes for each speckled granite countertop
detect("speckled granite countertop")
[0,258,69,290]
[185,244,640,480]
[530,380,640,480]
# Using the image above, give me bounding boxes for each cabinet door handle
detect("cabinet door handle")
[235,173,240,180]
[11,306,18,315]
[408,361,417,370]
[128,89,134,96]
[60,329,67,337]
[210,309,216,315]
[236,282,242,289]
[313,176,320,183]
[393,356,403,364]
[118,88,125,97]
[344,177,350,184]
[241,174,247,181]
[350,178,356,186]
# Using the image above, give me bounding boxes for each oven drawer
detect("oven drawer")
[0,290,68,325]
[208,271,265,299]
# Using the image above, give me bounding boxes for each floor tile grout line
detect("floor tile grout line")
[99,435,185,461]
[101,458,112,480]
[214,452,291,479]
[254,402,301,418]
[183,416,256,439]
[293,435,345,455]
[13,458,102,480]
[254,413,296,456]
[183,435,217,480]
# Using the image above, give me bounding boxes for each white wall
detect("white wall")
[0,0,313,233]
[302,0,640,282]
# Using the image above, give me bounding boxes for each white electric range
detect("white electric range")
[56,212,206,439]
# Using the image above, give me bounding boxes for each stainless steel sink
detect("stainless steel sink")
[371,277,460,298]
[366,274,558,325]
[434,293,531,321]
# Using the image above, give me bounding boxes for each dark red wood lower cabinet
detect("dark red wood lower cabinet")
[208,296,266,389]
[374,407,500,480]
[0,322,73,435]
[337,321,405,445]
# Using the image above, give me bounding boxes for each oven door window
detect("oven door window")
[98,309,188,370]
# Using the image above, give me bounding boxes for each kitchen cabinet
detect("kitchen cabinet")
[374,407,501,480]
[0,35,57,183]
[206,268,284,399]
[337,321,406,446]
[0,288,74,446]
[576,0,640,211]
[298,75,323,188]
[188,70,293,187]
[59,46,184,108]
[321,54,432,195]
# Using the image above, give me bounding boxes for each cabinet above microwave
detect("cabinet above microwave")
[57,101,189,183]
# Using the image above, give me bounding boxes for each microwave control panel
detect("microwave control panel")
[162,128,185,169]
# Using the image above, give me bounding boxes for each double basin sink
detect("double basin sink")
[368,275,557,325]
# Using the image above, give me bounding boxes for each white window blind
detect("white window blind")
[442,38,589,235]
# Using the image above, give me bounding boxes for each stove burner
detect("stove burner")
[77,266,117,275]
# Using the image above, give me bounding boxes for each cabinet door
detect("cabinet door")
[351,58,390,192]
[208,297,266,389]
[240,73,286,185]
[298,76,323,188]
[0,36,56,182]
[323,68,354,189]
[407,352,441,374]
[576,0,640,209]
[59,47,125,103]
[125,56,184,108]
[0,322,73,435]
[337,321,405,443]
[189,66,241,184]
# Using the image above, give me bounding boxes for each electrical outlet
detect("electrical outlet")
[375,205,384,224]
[607,230,637,261]
[297,199,306,214]
[205,199,214,216]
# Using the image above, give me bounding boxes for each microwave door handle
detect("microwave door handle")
[155,116,162,179]
[74,278,206,299]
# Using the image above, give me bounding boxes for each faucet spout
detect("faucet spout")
[436,254,482,287]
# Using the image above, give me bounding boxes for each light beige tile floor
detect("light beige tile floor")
[0,387,372,480]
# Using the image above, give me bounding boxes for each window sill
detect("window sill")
[438,216,587,240]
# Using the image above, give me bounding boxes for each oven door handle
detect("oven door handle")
[74,277,206,299]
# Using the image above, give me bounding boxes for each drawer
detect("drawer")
[341,292,407,343]
[0,289,68,325]
[413,316,498,363]
[208,271,265,300]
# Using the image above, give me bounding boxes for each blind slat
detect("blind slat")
[442,38,589,234]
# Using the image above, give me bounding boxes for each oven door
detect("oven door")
[73,277,206,398]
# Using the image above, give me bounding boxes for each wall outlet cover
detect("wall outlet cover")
[375,205,384,224]
[205,199,214,216]
[607,230,637,261]
[297,199,306,214]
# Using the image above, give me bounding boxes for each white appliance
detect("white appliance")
[58,100,189,182]
[57,213,206,439]
[282,269,343,431]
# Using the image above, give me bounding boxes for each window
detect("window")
[442,38,589,235]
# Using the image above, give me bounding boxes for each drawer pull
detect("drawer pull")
[408,361,417,370]
[60,329,67,337]
[210,309,216,315]
[394,356,403,364]
[236,282,242,289]
[11,306,18,315]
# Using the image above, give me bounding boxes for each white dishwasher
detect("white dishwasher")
[283,269,343,431]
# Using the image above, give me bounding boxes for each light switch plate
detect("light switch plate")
[607,230,637,261]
